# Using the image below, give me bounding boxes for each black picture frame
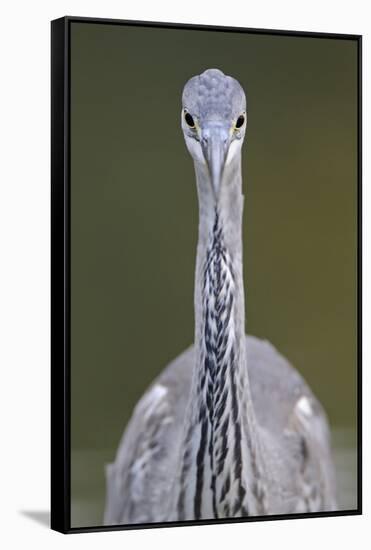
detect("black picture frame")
[51,15,362,534]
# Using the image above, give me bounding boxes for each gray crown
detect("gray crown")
[182,68,246,122]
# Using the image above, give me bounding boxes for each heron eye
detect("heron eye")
[184,111,195,128]
[235,115,245,129]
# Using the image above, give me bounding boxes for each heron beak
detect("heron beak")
[201,128,230,200]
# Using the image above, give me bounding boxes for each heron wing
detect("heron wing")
[245,336,337,511]
[104,347,194,525]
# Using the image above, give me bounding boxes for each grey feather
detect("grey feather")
[104,336,337,524]
[104,68,337,525]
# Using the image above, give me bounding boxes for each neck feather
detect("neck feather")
[176,157,267,520]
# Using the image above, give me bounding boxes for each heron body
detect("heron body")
[104,69,337,525]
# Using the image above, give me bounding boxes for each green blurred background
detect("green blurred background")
[70,21,358,527]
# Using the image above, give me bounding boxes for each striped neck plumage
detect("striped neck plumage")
[176,158,267,521]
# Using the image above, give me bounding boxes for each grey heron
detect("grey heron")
[104,68,337,524]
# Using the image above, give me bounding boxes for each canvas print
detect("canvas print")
[51,17,361,533]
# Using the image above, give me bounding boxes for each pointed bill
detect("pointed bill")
[201,127,230,200]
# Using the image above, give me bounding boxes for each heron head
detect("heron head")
[181,68,247,199]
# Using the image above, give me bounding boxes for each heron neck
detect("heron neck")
[176,157,267,520]
[194,157,246,395]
